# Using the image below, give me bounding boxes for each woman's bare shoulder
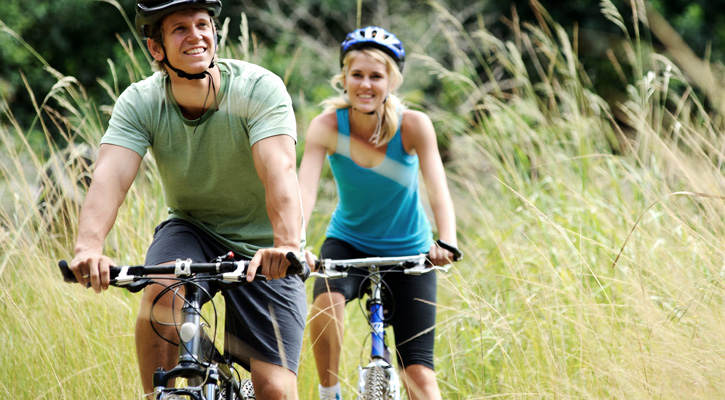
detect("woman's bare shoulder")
[306,110,341,150]
[401,109,433,130]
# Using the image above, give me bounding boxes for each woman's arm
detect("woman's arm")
[298,113,337,228]
[403,110,458,264]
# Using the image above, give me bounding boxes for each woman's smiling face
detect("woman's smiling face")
[344,52,390,114]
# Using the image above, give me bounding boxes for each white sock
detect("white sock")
[319,382,342,399]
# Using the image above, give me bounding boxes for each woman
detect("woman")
[299,26,458,400]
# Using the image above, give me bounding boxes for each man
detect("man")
[69,1,306,398]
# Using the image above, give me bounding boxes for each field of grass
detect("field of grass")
[2,1,725,399]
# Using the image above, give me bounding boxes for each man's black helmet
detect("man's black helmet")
[136,0,222,39]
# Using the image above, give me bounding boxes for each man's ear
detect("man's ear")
[147,38,165,61]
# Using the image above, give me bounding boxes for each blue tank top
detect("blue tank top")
[325,108,432,256]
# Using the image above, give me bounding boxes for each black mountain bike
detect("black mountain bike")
[58,251,309,400]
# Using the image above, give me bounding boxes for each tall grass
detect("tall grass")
[2,0,725,399]
[419,0,725,398]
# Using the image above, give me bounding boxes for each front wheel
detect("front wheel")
[237,379,255,400]
[220,378,255,400]
[361,366,388,400]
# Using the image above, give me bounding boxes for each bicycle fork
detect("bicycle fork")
[357,266,401,400]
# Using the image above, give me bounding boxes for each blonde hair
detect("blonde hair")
[321,48,405,146]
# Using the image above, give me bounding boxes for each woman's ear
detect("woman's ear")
[147,38,165,61]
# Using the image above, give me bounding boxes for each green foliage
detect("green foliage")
[0,0,139,145]
[650,0,725,62]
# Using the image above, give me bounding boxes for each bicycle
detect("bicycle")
[58,251,309,400]
[311,240,462,400]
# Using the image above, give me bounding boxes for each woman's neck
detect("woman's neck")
[348,107,382,141]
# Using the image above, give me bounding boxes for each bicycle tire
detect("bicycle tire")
[238,379,255,399]
[361,366,388,400]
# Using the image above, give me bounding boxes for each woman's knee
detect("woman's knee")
[310,292,346,339]
[312,291,345,311]
[403,364,435,379]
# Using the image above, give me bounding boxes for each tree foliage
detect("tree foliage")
[1,0,723,147]
[1,0,139,132]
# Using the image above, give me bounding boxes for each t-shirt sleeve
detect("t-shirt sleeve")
[245,73,297,145]
[101,85,152,157]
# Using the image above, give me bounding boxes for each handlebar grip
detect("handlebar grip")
[286,252,311,281]
[58,260,78,283]
[436,240,463,261]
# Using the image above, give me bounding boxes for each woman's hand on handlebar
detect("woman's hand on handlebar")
[70,251,114,293]
[304,250,320,272]
[428,241,460,266]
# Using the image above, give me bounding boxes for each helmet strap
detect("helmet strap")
[190,71,219,134]
[158,25,221,133]
[163,56,216,80]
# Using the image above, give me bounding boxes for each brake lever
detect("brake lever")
[310,270,348,279]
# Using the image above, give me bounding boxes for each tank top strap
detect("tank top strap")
[335,108,352,159]
[385,108,413,164]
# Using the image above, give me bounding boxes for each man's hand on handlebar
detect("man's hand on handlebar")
[247,247,308,281]
[70,251,114,293]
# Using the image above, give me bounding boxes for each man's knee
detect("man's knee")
[250,359,298,399]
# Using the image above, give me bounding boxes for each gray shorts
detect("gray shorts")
[145,219,307,374]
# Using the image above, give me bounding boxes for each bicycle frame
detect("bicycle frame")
[311,241,461,399]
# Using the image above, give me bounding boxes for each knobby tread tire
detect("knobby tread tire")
[362,366,388,400]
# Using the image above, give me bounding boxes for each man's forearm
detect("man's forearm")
[266,172,303,249]
[74,184,123,255]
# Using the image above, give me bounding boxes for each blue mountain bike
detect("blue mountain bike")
[312,241,462,400]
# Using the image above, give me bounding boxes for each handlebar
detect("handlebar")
[312,240,463,279]
[58,251,310,292]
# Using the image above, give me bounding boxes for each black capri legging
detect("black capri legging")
[312,238,438,370]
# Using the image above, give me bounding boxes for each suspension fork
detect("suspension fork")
[368,265,388,361]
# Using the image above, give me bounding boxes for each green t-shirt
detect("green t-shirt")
[101,59,297,258]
